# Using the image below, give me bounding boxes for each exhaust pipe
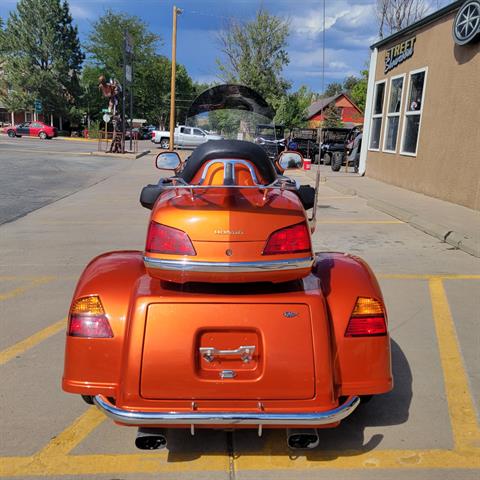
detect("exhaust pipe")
[287,428,319,450]
[135,428,168,450]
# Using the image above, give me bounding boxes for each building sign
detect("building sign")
[453,0,480,46]
[384,36,416,73]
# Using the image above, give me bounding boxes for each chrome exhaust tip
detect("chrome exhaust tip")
[287,428,319,450]
[135,428,167,450]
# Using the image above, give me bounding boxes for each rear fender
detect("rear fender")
[62,251,145,396]
[313,252,393,396]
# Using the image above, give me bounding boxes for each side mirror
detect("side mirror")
[277,151,304,171]
[155,151,181,171]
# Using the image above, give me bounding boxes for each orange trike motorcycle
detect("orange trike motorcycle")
[63,85,392,450]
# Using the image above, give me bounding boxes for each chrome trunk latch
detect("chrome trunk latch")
[199,345,255,363]
[219,370,236,379]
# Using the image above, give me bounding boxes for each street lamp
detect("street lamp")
[169,5,183,151]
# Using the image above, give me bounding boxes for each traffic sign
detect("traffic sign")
[103,113,111,123]
[101,108,110,113]
[34,99,42,113]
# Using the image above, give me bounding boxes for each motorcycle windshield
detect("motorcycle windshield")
[185,84,283,144]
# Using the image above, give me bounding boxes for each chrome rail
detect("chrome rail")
[143,257,314,273]
[93,395,361,426]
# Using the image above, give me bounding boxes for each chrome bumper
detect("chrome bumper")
[143,256,314,273]
[93,395,360,426]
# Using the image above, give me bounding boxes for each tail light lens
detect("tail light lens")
[345,297,387,337]
[146,221,196,256]
[68,296,113,338]
[263,222,311,255]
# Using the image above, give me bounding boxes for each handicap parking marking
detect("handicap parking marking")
[0,275,479,476]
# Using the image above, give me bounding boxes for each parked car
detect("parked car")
[288,128,319,159]
[2,121,57,139]
[151,125,223,149]
[254,124,286,161]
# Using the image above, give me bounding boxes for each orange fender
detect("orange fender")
[313,252,393,396]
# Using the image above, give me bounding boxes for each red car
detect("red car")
[3,121,57,139]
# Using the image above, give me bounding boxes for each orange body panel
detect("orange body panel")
[63,251,392,428]
[144,162,313,283]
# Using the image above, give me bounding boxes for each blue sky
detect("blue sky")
[0,0,452,93]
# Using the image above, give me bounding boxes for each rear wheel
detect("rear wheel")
[160,137,169,149]
[39,131,48,140]
[323,152,331,165]
[7,130,16,138]
[331,152,343,171]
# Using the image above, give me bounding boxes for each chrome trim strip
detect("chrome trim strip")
[93,395,360,426]
[143,256,314,273]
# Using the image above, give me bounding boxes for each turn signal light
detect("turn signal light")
[263,222,311,255]
[146,221,196,256]
[345,297,387,337]
[68,295,113,338]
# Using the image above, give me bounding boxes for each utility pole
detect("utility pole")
[169,5,182,151]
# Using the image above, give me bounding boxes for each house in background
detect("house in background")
[307,93,364,128]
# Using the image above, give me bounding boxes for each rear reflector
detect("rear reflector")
[345,297,387,337]
[146,221,196,256]
[263,222,311,255]
[68,295,113,338]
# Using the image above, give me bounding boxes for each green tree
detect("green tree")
[322,82,343,98]
[274,86,314,129]
[217,9,290,106]
[0,0,84,120]
[348,69,368,112]
[323,104,343,128]
[85,10,198,127]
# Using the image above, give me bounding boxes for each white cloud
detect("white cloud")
[70,5,94,20]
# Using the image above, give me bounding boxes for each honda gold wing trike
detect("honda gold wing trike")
[62,85,392,451]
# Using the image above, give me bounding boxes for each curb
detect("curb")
[325,178,480,258]
[90,150,151,160]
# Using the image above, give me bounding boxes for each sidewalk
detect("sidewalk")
[298,165,480,258]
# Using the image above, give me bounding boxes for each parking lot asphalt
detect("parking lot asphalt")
[0,141,479,479]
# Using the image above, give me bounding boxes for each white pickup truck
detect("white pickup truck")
[151,126,223,149]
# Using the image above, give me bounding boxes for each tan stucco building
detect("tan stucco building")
[360,0,480,210]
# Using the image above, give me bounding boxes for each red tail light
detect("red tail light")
[68,296,113,338]
[345,297,387,337]
[146,221,196,256]
[263,222,311,255]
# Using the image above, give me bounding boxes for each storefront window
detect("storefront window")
[401,68,427,155]
[369,80,386,150]
[383,75,404,153]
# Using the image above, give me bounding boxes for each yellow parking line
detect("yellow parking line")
[429,277,480,450]
[1,447,479,476]
[379,274,480,280]
[0,276,55,302]
[317,220,404,224]
[0,318,66,366]
[37,407,106,457]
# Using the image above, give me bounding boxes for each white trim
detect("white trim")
[368,78,386,152]
[359,47,378,175]
[400,67,428,156]
[382,73,406,153]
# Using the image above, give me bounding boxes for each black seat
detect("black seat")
[179,140,277,184]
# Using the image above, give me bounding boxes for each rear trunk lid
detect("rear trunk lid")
[140,302,315,400]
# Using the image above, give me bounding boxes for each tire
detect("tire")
[323,152,331,165]
[331,152,343,172]
[7,130,16,138]
[39,131,47,140]
[159,137,169,149]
